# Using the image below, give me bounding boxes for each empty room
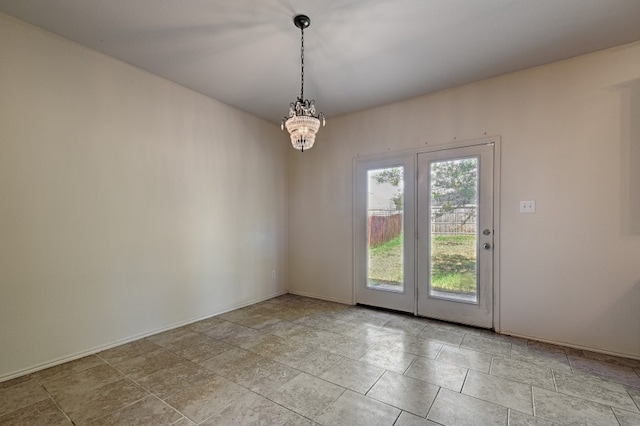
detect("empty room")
[1,1,639,425]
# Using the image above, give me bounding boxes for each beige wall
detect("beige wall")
[289,42,640,358]
[0,13,288,379]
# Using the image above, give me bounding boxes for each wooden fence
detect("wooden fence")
[431,206,476,234]
[368,206,476,245]
[368,211,402,246]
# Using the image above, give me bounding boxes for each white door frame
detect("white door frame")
[353,136,501,331]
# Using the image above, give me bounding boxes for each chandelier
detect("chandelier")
[281,14,325,152]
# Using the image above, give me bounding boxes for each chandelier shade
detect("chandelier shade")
[282,14,325,152]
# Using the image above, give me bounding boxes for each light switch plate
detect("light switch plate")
[520,200,536,213]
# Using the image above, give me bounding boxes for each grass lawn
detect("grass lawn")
[368,234,477,294]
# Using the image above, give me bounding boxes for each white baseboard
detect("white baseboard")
[0,290,287,383]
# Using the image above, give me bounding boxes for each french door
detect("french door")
[354,155,416,313]
[355,141,496,328]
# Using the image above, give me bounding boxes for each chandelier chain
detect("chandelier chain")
[300,27,305,100]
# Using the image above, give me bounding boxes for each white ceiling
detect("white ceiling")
[2,0,640,123]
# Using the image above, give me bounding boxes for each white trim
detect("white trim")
[0,291,287,383]
[353,136,501,162]
[492,137,502,332]
[353,136,501,328]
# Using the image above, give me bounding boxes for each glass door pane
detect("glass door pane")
[355,155,415,314]
[429,158,479,303]
[367,167,404,292]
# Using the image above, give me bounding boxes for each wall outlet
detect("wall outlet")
[520,200,536,213]
[271,270,276,279]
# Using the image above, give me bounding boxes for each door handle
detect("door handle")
[483,243,492,250]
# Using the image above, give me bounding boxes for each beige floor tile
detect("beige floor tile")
[136,361,217,399]
[259,320,309,338]
[367,371,439,417]
[39,363,123,399]
[287,347,345,376]
[381,319,426,336]
[462,370,533,415]
[320,357,385,394]
[32,355,105,382]
[527,341,575,356]
[325,308,365,323]
[0,398,71,426]
[56,378,149,425]
[110,348,185,380]
[285,326,337,347]
[217,354,300,395]
[404,356,468,392]
[613,407,640,426]
[198,346,263,377]
[202,320,253,340]
[169,417,196,426]
[352,314,392,328]
[532,386,619,425]
[231,313,282,329]
[628,387,640,409]
[269,308,310,322]
[219,325,275,349]
[294,314,354,335]
[553,369,639,412]
[98,339,161,364]
[0,375,32,390]
[359,345,416,374]
[186,316,224,333]
[8,295,640,426]
[427,388,508,425]
[436,344,493,373]
[267,372,345,419]
[508,409,554,426]
[165,375,250,424]
[461,333,512,357]
[167,333,233,363]
[394,411,441,426]
[490,356,555,390]
[217,307,259,322]
[0,378,49,416]
[392,335,443,359]
[247,303,282,316]
[316,389,400,426]
[418,325,465,346]
[92,395,182,425]
[199,391,306,425]
[146,327,197,348]
[568,354,640,388]
[324,334,373,359]
[250,335,311,361]
[582,351,640,368]
[342,325,402,346]
[509,345,571,373]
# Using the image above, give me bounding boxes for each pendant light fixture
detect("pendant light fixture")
[281,14,325,152]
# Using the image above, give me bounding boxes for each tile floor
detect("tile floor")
[1,294,639,425]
